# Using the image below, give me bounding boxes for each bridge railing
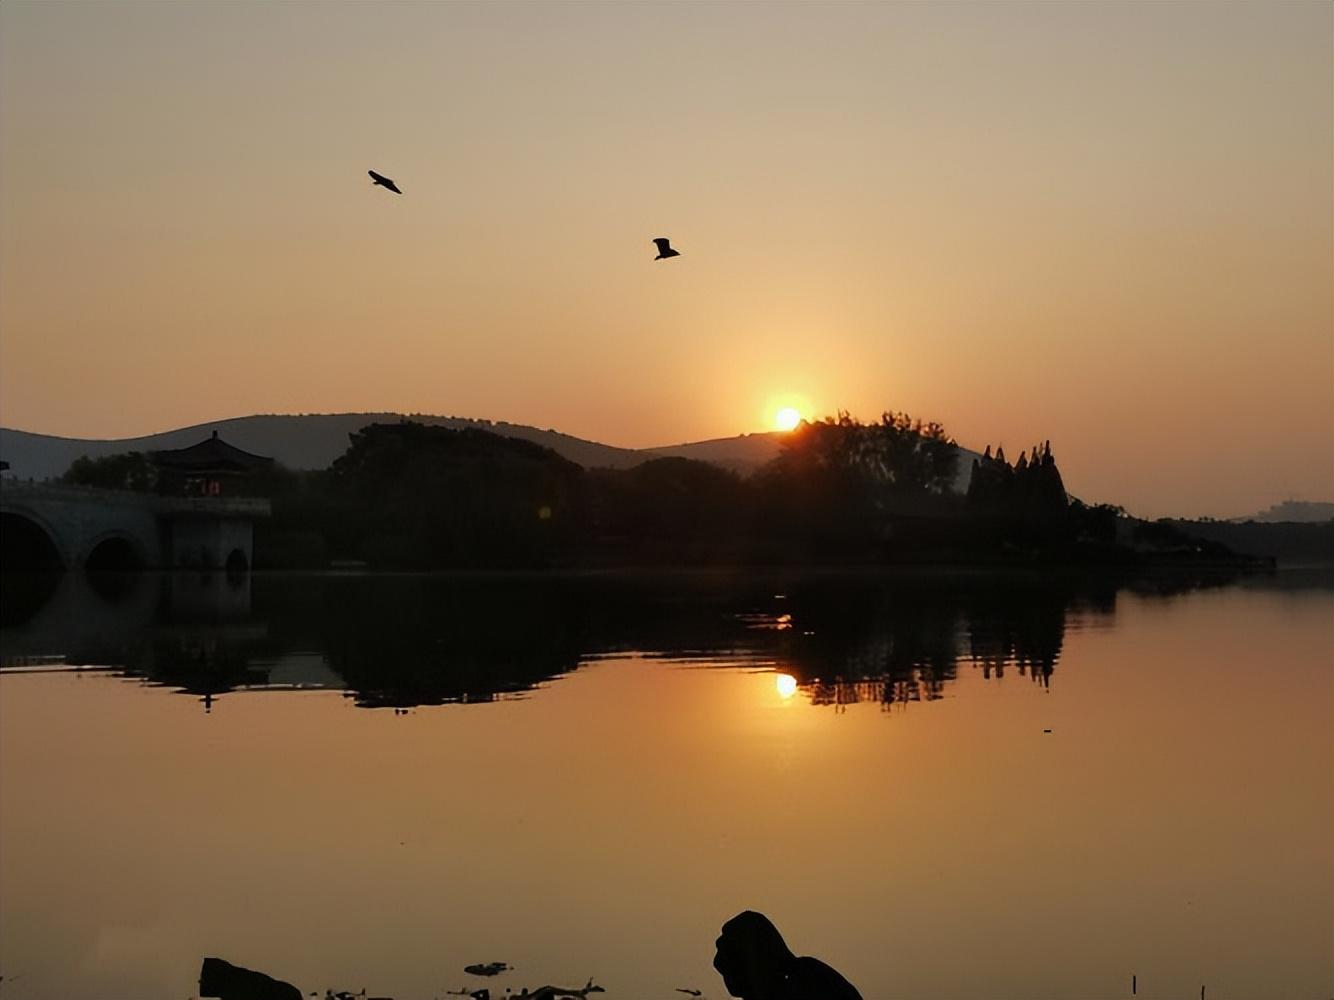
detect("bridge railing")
[158,496,272,517]
[0,481,270,517]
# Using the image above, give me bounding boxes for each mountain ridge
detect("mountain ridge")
[1232,500,1334,524]
[0,412,981,490]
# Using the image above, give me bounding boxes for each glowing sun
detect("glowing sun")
[774,407,803,432]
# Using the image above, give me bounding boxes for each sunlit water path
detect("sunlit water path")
[1,572,1331,999]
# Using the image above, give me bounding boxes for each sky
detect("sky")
[1,1,1329,519]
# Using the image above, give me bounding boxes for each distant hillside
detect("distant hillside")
[1161,518,1334,565]
[0,414,642,481]
[1234,500,1334,524]
[643,433,786,473]
[0,412,979,489]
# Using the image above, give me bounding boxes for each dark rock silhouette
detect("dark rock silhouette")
[713,911,861,1000]
[513,980,603,999]
[464,962,509,976]
[368,170,402,194]
[448,977,600,999]
[653,237,681,260]
[198,957,301,1000]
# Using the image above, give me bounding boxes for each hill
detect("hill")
[0,412,980,489]
[1160,518,1334,565]
[642,433,788,474]
[0,414,640,481]
[1233,500,1334,524]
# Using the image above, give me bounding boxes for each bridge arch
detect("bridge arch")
[0,509,66,571]
[83,531,148,573]
[2,483,265,571]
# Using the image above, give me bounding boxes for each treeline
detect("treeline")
[61,415,1259,570]
[61,451,160,492]
[1156,518,1334,564]
[252,415,1111,569]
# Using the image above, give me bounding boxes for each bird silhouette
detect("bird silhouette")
[368,170,402,194]
[653,237,680,260]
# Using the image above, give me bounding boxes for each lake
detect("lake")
[1,569,1331,999]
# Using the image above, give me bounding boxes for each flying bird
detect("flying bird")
[368,170,402,194]
[653,237,680,260]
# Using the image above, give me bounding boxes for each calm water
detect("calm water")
[1,570,1331,999]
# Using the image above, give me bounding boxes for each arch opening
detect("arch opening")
[1,511,64,572]
[86,536,143,573]
[85,536,145,601]
[0,512,65,625]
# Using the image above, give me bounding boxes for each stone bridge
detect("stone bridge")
[0,481,270,572]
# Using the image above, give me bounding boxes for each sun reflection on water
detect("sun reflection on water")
[775,673,798,699]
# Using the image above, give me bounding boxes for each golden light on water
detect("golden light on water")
[775,673,798,699]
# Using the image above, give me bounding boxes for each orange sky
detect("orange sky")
[1,2,1330,518]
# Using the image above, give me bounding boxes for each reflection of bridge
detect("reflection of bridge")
[0,481,270,571]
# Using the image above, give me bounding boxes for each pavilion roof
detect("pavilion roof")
[151,431,273,472]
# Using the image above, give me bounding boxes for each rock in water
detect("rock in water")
[199,957,302,1000]
[713,911,862,1000]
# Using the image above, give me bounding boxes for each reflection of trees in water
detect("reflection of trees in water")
[766,584,961,708]
[965,589,1071,688]
[309,577,587,708]
[4,569,1252,711]
[759,576,1122,709]
[807,678,940,711]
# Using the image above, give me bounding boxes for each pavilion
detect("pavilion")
[151,430,273,497]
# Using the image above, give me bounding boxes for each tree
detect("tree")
[61,451,158,492]
[862,411,959,495]
[754,410,961,548]
[327,422,586,568]
[763,410,959,497]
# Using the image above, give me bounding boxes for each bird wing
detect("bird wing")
[383,179,402,194]
[369,170,387,184]
[653,238,672,252]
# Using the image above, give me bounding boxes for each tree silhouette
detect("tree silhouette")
[61,451,158,492]
[753,410,960,548]
[326,421,585,568]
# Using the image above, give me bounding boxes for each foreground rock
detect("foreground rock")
[464,962,510,976]
[198,957,302,1000]
[713,911,861,1000]
[513,982,603,999]
[449,982,601,1000]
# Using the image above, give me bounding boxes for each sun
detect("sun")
[774,407,803,432]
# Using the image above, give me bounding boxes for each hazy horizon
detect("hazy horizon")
[2,2,1330,520]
